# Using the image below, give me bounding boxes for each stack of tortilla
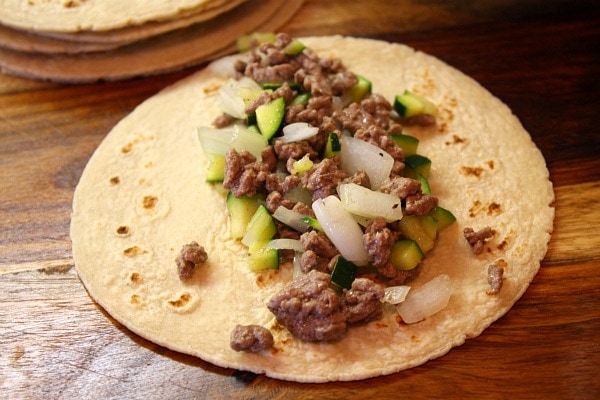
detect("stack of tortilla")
[0,0,304,83]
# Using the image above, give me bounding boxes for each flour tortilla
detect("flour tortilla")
[0,0,304,82]
[71,36,554,382]
[0,0,246,54]
[0,0,221,33]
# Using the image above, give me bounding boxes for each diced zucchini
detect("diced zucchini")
[291,92,310,106]
[348,74,372,103]
[391,133,419,157]
[428,206,456,232]
[394,90,438,118]
[241,205,277,247]
[301,215,322,231]
[206,154,225,182]
[256,97,285,141]
[247,124,260,134]
[236,32,277,52]
[290,154,314,175]
[282,39,306,56]
[418,173,431,194]
[419,215,438,240]
[226,193,261,239]
[246,113,257,127]
[248,241,279,271]
[324,132,341,158]
[397,215,435,253]
[390,240,423,270]
[330,257,357,290]
[404,154,431,180]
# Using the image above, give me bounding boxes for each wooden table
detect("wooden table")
[1,1,599,398]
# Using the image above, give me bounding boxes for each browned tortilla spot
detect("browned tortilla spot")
[109,176,120,185]
[123,246,146,257]
[487,202,502,215]
[130,294,141,305]
[143,195,158,209]
[121,143,134,154]
[203,82,222,94]
[168,293,192,308]
[486,160,496,170]
[129,272,142,284]
[116,225,130,235]
[445,134,466,145]
[460,165,485,178]
[497,239,508,251]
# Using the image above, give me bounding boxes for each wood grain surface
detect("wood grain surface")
[1,1,599,399]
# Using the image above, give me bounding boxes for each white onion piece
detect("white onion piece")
[396,274,452,324]
[217,78,247,119]
[337,183,403,222]
[266,239,304,252]
[284,186,313,205]
[197,126,235,155]
[339,136,394,190]
[292,253,305,279]
[281,122,319,143]
[312,195,369,266]
[382,286,411,305]
[272,206,310,233]
[230,124,268,160]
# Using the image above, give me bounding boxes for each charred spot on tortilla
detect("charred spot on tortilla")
[130,294,142,306]
[116,225,130,236]
[176,241,207,281]
[109,176,120,185]
[142,195,158,209]
[129,272,142,285]
[460,165,485,178]
[123,245,147,257]
[445,134,467,145]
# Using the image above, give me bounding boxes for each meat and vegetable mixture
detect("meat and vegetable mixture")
[191,33,499,351]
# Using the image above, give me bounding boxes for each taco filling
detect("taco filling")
[196,33,491,347]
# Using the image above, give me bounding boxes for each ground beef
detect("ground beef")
[363,218,400,278]
[405,193,438,216]
[230,324,274,352]
[265,191,295,213]
[341,278,384,324]
[273,138,319,162]
[265,173,301,194]
[223,148,276,197]
[267,270,347,341]
[245,82,297,115]
[212,113,235,128]
[175,241,207,281]
[464,226,495,255]
[342,169,371,188]
[488,264,504,294]
[379,176,421,199]
[301,157,349,201]
[299,231,339,273]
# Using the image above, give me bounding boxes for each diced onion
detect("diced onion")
[292,253,305,279]
[396,274,452,324]
[382,286,411,305]
[339,136,394,190]
[272,206,310,233]
[337,183,403,222]
[198,124,267,160]
[281,122,319,143]
[230,124,268,159]
[312,195,369,266]
[217,77,262,119]
[197,126,235,155]
[266,239,304,252]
